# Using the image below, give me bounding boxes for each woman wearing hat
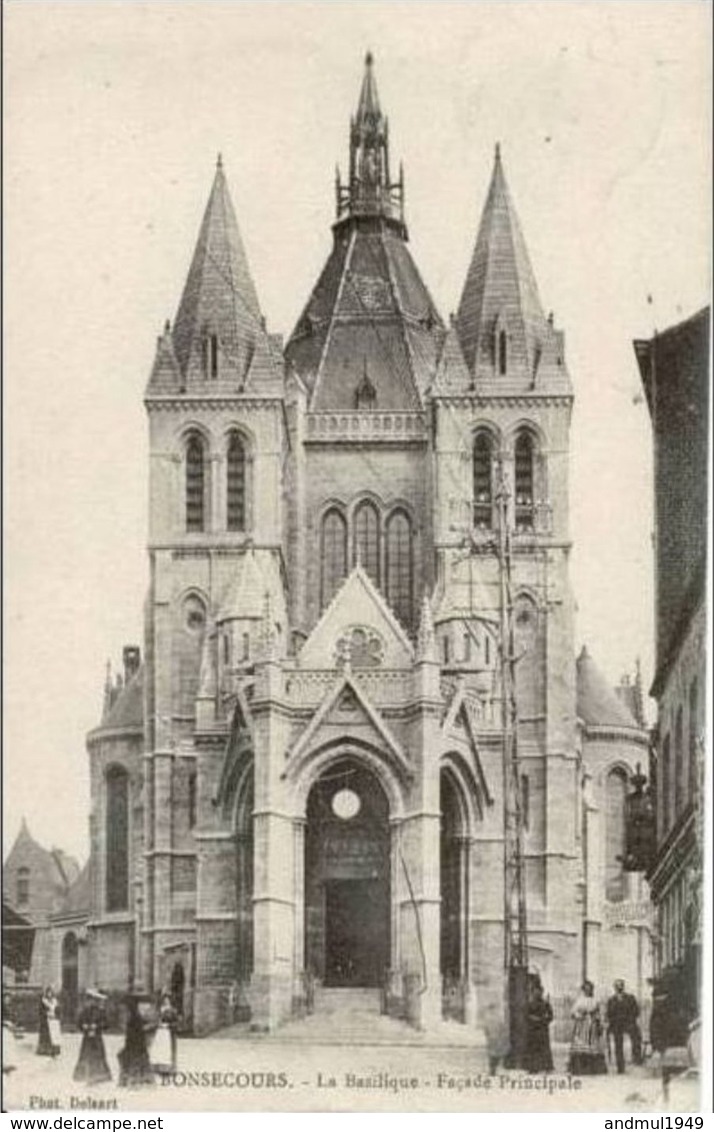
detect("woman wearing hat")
[36,987,61,1058]
[73,989,112,1084]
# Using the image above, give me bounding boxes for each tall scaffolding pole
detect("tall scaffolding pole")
[494,457,530,1066]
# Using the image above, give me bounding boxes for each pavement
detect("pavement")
[2,1007,701,1114]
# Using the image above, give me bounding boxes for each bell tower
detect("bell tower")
[431,144,580,999]
[141,156,287,995]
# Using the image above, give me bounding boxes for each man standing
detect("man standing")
[607,979,642,1073]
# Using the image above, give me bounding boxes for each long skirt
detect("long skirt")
[73,1034,112,1084]
[36,1013,54,1057]
[567,1015,607,1075]
[48,1017,61,1055]
[151,1024,176,1074]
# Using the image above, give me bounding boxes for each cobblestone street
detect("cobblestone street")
[2,1027,699,1114]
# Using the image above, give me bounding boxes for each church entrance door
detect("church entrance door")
[305,758,390,990]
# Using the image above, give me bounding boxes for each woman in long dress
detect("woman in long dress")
[118,994,154,1087]
[567,980,607,1074]
[36,988,60,1058]
[151,991,178,1077]
[526,980,554,1072]
[73,990,112,1084]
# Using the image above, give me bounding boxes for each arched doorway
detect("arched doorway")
[235,770,254,983]
[305,758,390,987]
[440,768,470,1018]
[61,932,79,1026]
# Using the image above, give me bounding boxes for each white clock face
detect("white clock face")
[331,788,361,820]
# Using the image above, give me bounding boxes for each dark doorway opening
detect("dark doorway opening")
[305,758,390,989]
[324,879,388,986]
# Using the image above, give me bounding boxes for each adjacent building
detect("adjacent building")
[634,307,709,1023]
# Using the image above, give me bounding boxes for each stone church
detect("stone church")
[64,55,653,1035]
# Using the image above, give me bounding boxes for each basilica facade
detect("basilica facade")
[76,56,651,1036]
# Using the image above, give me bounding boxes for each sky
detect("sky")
[4,1,711,863]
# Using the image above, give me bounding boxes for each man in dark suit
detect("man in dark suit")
[606,979,642,1073]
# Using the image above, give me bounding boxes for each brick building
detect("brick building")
[634,307,709,1023]
[33,56,653,1035]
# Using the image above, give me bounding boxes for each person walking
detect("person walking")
[606,979,642,1074]
[567,980,607,1074]
[73,989,112,1085]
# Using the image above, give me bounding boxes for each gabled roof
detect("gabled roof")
[283,671,412,784]
[217,547,267,622]
[432,322,472,394]
[456,146,568,388]
[299,565,414,669]
[576,646,640,730]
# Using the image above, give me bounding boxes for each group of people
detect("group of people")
[518,976,645,1075]
[567,979,642,1075]
[31,986,180,1087]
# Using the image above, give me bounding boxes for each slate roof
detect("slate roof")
[576,646,640,729]
[149,159,282,394]
[285,225,444,409]
[101,666,144,730]
[456,146,569,388]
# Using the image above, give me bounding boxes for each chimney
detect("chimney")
[123,645,141,685]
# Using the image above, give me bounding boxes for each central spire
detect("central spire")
[335,52,405,229]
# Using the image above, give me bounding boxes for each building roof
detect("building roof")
[576,646,640,730]
[149,158,282,394]
[455,146,569,389]
[285,56,444,409]
[60,862,91,916]
[633,305,710,416]
[100,666,144,730]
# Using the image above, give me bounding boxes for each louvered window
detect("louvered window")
[353,501,380,586]
[514,432,535,531]
[227,432,246,531]
[321,509,347,609]
[185,435,205,532]
[385,510,413,628]
[473,432,493,529]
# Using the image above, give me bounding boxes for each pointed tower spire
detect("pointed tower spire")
[456,146,565,385]
[168,159,270,387]
[337,52,403,226]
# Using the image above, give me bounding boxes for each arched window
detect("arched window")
[661,733,671,834]
[674,706,684,818]
[321,509,347,609]
[514,431,535,531]
[385,510,413,628]
[106,765,129,912]
[473,431,494,529]
[498,330,508,375]
[16,867,30,906]
[226,432,246,532]
[605,767,628,901]
[353,500,380,586]
[688,679,698,802]
[185,433,206,532]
